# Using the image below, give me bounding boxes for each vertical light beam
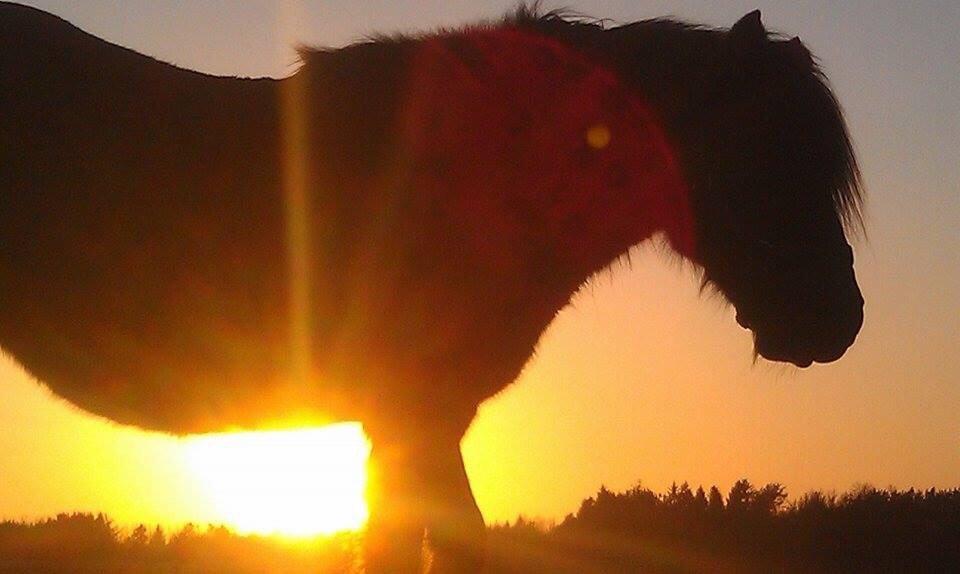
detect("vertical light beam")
[279,1,313,390]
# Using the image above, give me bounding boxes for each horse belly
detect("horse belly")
[0,168,354,433]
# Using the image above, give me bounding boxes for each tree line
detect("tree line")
[1,479,958,572]
[0,513,358,573]
[488,479,960,572]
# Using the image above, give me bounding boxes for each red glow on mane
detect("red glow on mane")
[400,28,696,270]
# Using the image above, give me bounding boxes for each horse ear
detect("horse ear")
[786,36,812,67]
[730,9,766,50]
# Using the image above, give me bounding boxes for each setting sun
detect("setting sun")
[184,424,370,537]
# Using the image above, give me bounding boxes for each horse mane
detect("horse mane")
[300,2,864,235]
[507,3,864,233]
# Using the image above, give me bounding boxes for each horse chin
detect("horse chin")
[757,344,815,369]
[736,303,859,367]
[751,326,851,368]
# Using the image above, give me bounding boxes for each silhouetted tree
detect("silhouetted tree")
[707,485,725,514]
[693,485,708,513]
[148,524,165,549]
[754,482,788,515]
[127,523,148,547]
[726,479,755,513]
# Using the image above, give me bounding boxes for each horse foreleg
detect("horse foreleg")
[364,440,428,574]
[422,435,486,574]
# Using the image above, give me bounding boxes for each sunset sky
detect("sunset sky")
[1,0,957,534]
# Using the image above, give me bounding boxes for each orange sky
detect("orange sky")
[1,0,957,531]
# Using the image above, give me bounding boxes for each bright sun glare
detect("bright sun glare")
[184,424,370,538]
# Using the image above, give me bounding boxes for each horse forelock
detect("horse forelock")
[765,47,864,236]
[812,68,864,235]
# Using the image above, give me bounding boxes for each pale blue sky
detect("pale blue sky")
[2,1,958,525]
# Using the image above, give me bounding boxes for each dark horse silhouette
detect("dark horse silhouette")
[0,3,863,572]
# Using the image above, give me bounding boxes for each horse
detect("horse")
[0,3,863,572]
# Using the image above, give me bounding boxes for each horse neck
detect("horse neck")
[297,27,703,301]
[456,23,707,288]
[512,20,733,284]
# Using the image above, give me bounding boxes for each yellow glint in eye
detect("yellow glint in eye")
[586,123,611,149]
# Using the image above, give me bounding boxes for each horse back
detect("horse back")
[0,2,301,431]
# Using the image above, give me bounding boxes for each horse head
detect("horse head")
[687,11,864,367]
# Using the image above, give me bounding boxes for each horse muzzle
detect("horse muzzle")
[741,282,864,368]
